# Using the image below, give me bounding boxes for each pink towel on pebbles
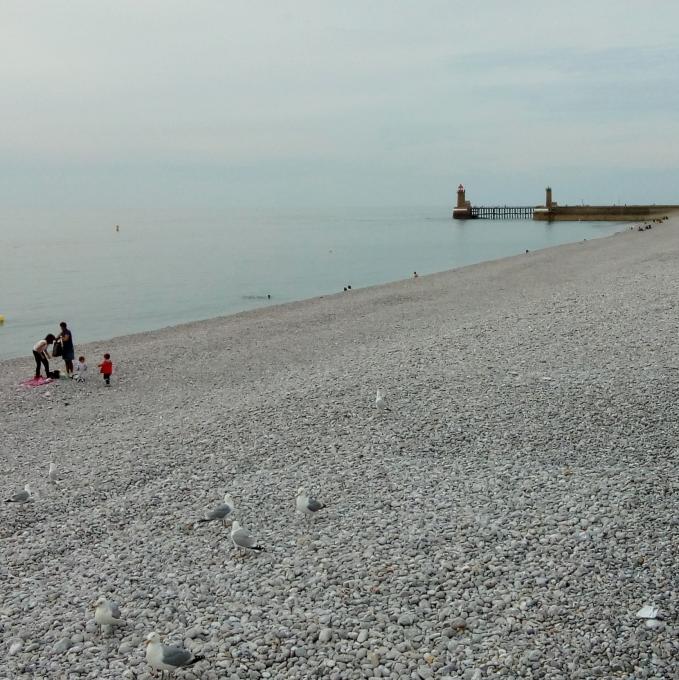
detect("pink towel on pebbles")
[21,377,53,387]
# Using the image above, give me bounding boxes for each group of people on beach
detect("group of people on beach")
[32,322,113,385]
[634,216,669,232]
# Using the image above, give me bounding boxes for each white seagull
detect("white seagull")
[48,463,58,485]
[5,484,34,507]
[93,597,125,636]
[230,520,265,555]
[144,631,204,678]
[197,493,235,527]
[296,487,326,520]
[375,389,387,411]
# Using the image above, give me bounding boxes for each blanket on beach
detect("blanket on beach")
[21,376,53,388]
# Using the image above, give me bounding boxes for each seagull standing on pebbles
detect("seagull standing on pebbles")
[48,463,58,485]
[4,484,34,507]
[93,597,125,636]
[197,494,235,527]
[375,389,387,411]
[144,631,204,678]
[296,487,326,521]
[230,520,265,555]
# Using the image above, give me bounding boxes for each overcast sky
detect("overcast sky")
[2,1,678,210]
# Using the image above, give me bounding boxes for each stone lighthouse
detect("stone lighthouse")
[453,183,472,219]
[457,184,466,208]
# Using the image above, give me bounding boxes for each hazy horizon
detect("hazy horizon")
[2,1,678,213]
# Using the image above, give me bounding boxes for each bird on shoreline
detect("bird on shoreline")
[93,597,125,636]
[197,494,235,527]
[5,484,34,507]
[230,521,265,555]
[296,487,326,520]
[144,631,204,678]
[48,463,58,485]
[375,389,387,411]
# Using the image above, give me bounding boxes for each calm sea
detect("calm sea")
[0,206,625,360]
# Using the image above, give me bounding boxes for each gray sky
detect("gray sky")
[2,1,678,210]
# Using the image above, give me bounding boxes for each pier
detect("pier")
[452,184,532,219]
[453,183,678,221]
[469,206,534,219]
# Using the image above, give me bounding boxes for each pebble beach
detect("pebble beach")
[1,220,678,679]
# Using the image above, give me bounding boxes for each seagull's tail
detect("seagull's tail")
[187,655,205,666]
[196,518,210,523]
[251,545,266,552]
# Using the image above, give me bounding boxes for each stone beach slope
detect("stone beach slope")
[1,220,678,679]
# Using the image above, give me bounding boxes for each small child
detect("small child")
[98,353,113,385]
[73,356,88,383]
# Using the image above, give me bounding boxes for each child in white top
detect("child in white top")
[73,356,88,382]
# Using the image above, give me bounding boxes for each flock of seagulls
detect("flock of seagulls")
[3,390,387,675]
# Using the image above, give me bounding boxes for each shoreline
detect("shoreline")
[0,221,631,369]
[1,217,677,678]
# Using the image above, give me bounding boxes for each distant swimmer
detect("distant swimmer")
[267,294,271,299]
[525,249,529,254]
[413,271,418,278]
[343,287,347,292]
[347,285,352,290]
[115,225,120,232]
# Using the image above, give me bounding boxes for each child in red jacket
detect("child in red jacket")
[98,353,113,385]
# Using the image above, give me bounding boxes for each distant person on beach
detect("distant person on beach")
[33,334,56,379]
[98,353,113,385]
[73,356,88,383]
[57,321,75,377]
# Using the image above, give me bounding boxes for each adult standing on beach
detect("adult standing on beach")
[33,334,56,379]
[57,321,75,377]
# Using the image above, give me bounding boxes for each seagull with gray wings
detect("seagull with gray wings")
[48,463,59,485]
[144,631,204,678]
[296,487,326,521]
[93,596,125,636]
[5,484,34,507]
[197,493,235,527]
[230,520,265,555]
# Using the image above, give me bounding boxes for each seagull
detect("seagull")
[296,487,326,520]
[93,597,125,636]
[197,494,235,527]
[230,521,265,555]
[48,463,58,485]
[375,389,387,411]
[144,631,204,678]
[5,484,34,507]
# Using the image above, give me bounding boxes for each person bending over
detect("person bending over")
[33,334,56,379]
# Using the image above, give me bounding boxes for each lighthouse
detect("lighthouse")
[452,183,472,219]
[457,184,466,208]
